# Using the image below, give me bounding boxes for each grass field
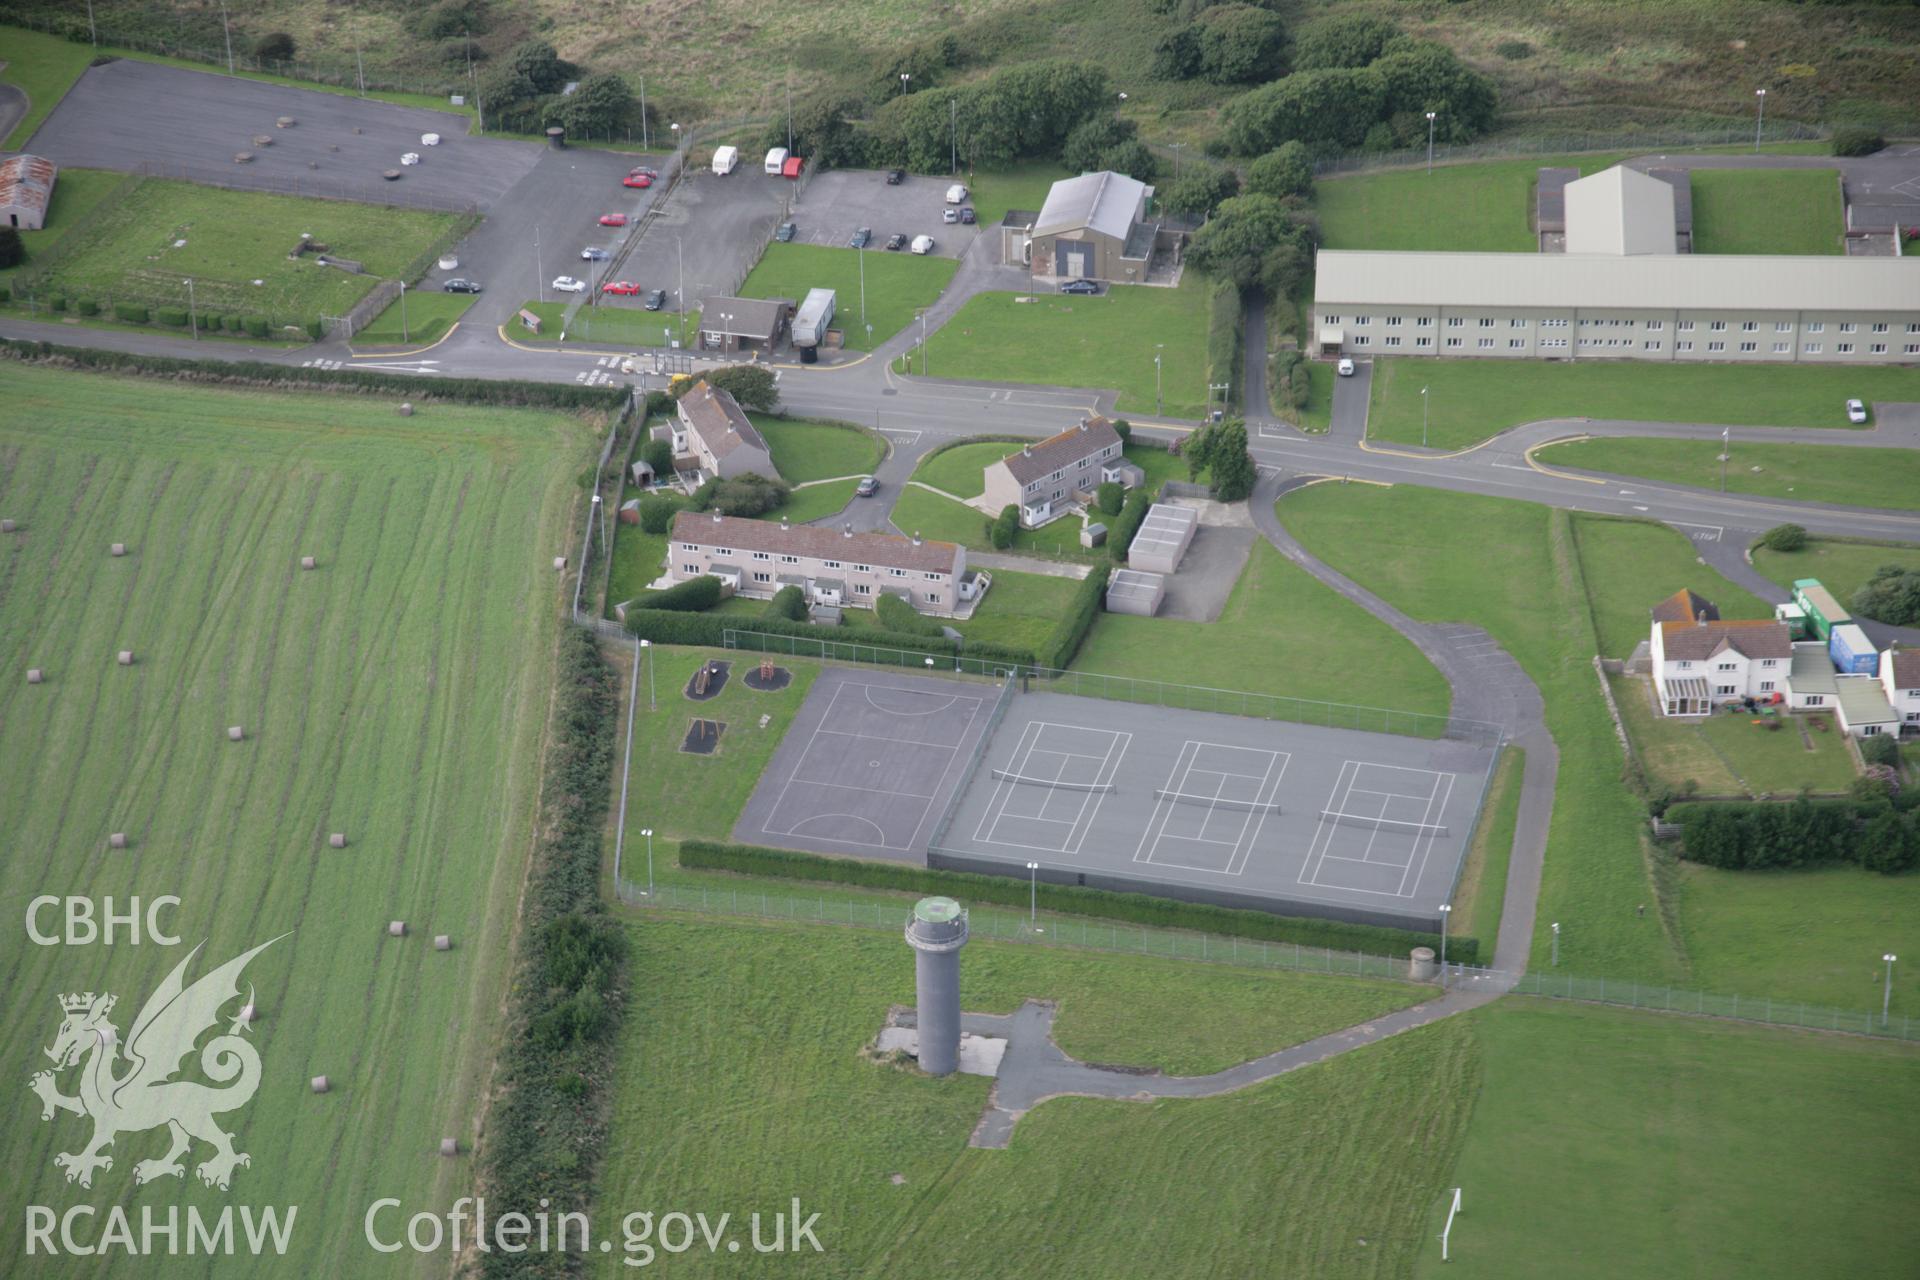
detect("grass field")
[1317,154,1623,252]
[1689,168,1844,256]
[1368,357,1916,450]
[593,913,1467,1278]
[515,300,695,347]
[1568,514,1771,659]
[1609,672,1857,796]
[0,361,592,1275]
[0,168,127,295]
[890,484,1096,560]
[1540,438,1920,512]
[739,243,958,351]
[913,439,1189,500]
[352,289,474,347]
[0,26,94,149]
[1074,538,1452,717]
[1448,747,1524,953]
[967,161,1074,227]
[779,479,861,523]
[1418,999,1920,1279]
[934,279,1211,419]
[752,415,883,483]
[1754,538,1920,607]
[19,177,461,324]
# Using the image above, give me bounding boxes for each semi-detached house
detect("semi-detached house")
[1883,649,1920,731]
[667,511,966,615]
[1650,618,1793,715]
[980,417,1137,527]
[672,382,777,482]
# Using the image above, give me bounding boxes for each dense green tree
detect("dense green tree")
[254,32,296,64]
[766,585,809,622]
[1246,141,1315,200]
[1186,193,1301,283]
[1853,565,1920,626]
[0,227,22,270]
[1221,67,1386,153]
[1371,41,1498,140]
[1758,523,1807,552]
[549,73,634,138]
[1194,4,1291,84]
[1207,421,1257,501]
[1293,13,1399,70]
[774,92,868,169]
[637,495,677,535]
[506,39,570,94]
[1160,164,1240,217]
[1095,481,1125,516]
[702,365,780,412]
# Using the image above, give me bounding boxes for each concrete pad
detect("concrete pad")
[875,1027,1008,1077]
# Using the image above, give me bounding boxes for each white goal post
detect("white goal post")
[1439,1187,1463,1262]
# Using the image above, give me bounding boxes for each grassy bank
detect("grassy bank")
[1539,438,1920,512]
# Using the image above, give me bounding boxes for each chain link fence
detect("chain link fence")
[1307,121,1839,179]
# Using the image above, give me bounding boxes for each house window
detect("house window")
[1678,661,1693,669]
[1415,337,1432,347]
[1477,338,1494,348]
[1447,317,1465,328]
[1772,343,1789,353]
[924,572,941,580]
[1324,314,1340,325]
[1839,322,1856,333]
[1739,342,1757,352]
[1445,337,1462,348]
[1907,344,1920,355]
[1761,659,1777,668]
[779,554,799,563]
[752,551,771,561]
[1759,681,1775,692]
[1354,315,1371,325]
[1049,469,1063,481]
[1871,343,1887,354]
[1741,321,1758,332]
[1645,341,1661,350]
[1707,341,1725,352]
[1677,321,1694,332]
[1544,338,1567,349]
[1385,336,1402,347]
[1415,316,1433,327]
[1478,317,1495,328]
[927,593,940,604]
[1353,336,1371,346]
[682,563,699,574]
[889,568,907,577]
[1386,315,1403,326]
[711,546,734,558]
[1838,343,1854,354]
[1645,321,1662,331]
[1544,318,1569,328]
[1807,322,1824,333]
[1804,343,1822,354]
[752,571,771,583]
[1510,318,1527,328]
[1804,695,1824,707]
[854,583,871,595]
[854,564,871,572]
[1715,685,1736,696]
[1775,321,1792,333]
[824,560,842,569]
[1709,321,1726,332]
[1677,341,1693,351]
[1052,489,1064,500]
[1509,338,1525,348]
[1077,457,1091,468]
[1909,323,1920,334]
[1716,662,1737,671]
[1863,725,1881,737]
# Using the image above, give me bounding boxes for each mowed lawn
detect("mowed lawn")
[913,438,1188,499]
[751,415,883,482]
[1568,514,1771,659]
[592,915,1465,1279]
[1753,537,1920,606]
[1367,356,1917,450]
[739,242,957,350]
[890,484,1096,560]
[936,280,1211,418]
[1609,671,1857,796]
[1690,168,1844,256]
[1420,1001,1920,1280]
[31,177,462,323]
[518,299,697,347]
[1075,538,1452,718]
[0,167,127,294]
[0,362,591,1276]
[352,289,475,346]
[1540,438,1920,512]
[0,25,94,149]
[1316,154,1625,252]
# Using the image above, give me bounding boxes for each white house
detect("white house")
[1880,648,1920,732]
[1650,618,1793,716]
[672,382,777,482]
[1835,678,1899,739]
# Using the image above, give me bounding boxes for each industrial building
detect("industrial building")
[1001,171,1167,285]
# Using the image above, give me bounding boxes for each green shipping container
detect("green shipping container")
[1791,578,1849,641]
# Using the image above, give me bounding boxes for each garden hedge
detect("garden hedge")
[620,605,1037,669]
[642,574,725,612]
[112,303,149,323]
[1035,560,1109,671]
[766,584,808,621]
[1108,485,1155,562]
[244,317,270,338]
[680,840,1475,962]
[156,306,188,327]
[75,298,99,317]
[1665,798,1919,874]
[877,590,945,636]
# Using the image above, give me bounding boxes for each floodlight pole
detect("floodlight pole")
[1026,862,1040,928]
[787,82,794,155]
[675,232,686,347]
[1422,385,1429,448]
[1884,953,1898,1027]
[400,279,408,343]
[920,311,929,376]
[218,0,233,72]
[1425,111,1437,174]
[85,0,98,48]
[950,98,958,175]
[1720,427,1729,492]
[640,638,655,711]
[1551,921,1560,967]
[184,278,197,339]
[1437,903,1451,980]
[1754,88,1767,151]
[859,245,867,326]
[640,77,649,149]
[1155,344,1164,417]
[642,828,654,898]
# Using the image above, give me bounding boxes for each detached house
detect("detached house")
[666,511,966,616]
[1882,649,1920,732]
[1650,618,1793,716]
[671,382,777,482]
[980,417,1139,528]
[1649,588,1718,626]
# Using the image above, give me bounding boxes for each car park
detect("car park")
[644,289,666,311]
[885,233,906,251]
[1337,358,1356,376]
[599,213,628,227]
[601,280,641,296]
[959,207,976,224]
[911,234,935,255]
[1060,279,1100,295]
[623,169,654,189]
[580,246,609,261]
[552,276,586,293]
[775,221,797,242]
[885,169,905,185]
[1847,398,1869,423]
[442,278,482,294]
[856,476,879,497]
[849,227,872,248]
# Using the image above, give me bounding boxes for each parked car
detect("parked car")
[1847,398,1869,423]
[598,213,628,226]
[775,221,797,242]
[400,152,421,166]
[644,289,666,311]
[601,280,641,296]
[945,183,967,204]
[885,168,905,185]
[420,132,441,146]
[1060,279,1099,294]
[885,233,906,251]
[623,169,654,188]
[1337,358,1356,376]
[910,234,935,255]
[580,246,609,261]
[856,476,879,497]
[849,227,872,248]
[442,278,482,294]
[552,276,587,293]
[942,207,959,224]
[959,206,976,225]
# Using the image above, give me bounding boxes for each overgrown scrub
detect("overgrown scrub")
[679,840,1476,962]
[642,575,724,612]
[478,626,626,1278]
[876,590,945,636]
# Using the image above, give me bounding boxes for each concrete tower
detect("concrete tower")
[904,896,969,1076]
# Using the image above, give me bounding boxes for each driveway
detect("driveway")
[26,59,541,212]
[1327,358,1371,443]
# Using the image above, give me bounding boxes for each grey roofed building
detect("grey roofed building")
[1034,171,1152,240]
[1657,619,1793,663]
[697,296,788,352]
[980,416,1127,525]
[1564,164,1678,255]
[1834,677,1898,737]
[1018,171,1159,284]
[674,381,777,481]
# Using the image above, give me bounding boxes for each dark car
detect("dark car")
[775,221,797,243]
[1060,279,1101,295]
[884,233,906,251]
[442,278,483,294]
[959,206,976,225]
[855,476,879,497]
[643,289,666,311]
[885,168,905,185]
[848,227,872,248]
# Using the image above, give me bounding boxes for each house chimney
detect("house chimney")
[843,522,853,538]
[1022,445,1032,457]
[912,531,922,546]
[1696,610,1707,626]
[780,516,790,531]
[712,510,723,523]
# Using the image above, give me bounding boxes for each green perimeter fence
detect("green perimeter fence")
[615,880,1920,1043]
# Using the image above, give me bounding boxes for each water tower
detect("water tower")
[903,896,969,1076]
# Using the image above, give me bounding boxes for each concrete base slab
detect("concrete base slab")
[874,1026,1008,1077]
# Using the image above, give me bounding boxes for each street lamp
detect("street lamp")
[639,638,655,710]
[1437,903,1452,978]
[900,73,910,95]
[1720,427,1730,492]
[1171,141,1184,184]
[1884,953,1898,1027]
[399,279,409,343]
[720,311,734,353]
[1421,385,1429,448]
[1551,921,1561,967]
[641,828,654,898]
[1425,111,1438,175]
[1025,861,1040,929]
[534,226,543,304]
[1154,344,1164,417]
[1754,88,1767,151]
[183,278,197,340]
[920,310,928,376]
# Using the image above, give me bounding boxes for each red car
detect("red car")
[601,280,641,296]
[598,212,628,227]
[622,170,654,189]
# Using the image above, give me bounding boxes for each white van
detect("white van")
[764,147,788,175]
[910,234,935,255]
[711,145,739,175]
[945,183,967,204]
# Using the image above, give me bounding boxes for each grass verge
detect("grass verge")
[739,243,958,351]
[1753,537,1920,607]
[1448,746,1524,954]
[1568,513,1771,659]
[1540,438,1920,512]
[0,26,94,149]
[352,289,473,346]
[752,414,883,483]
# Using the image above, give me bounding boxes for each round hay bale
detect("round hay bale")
[311,1076,329,1094]
[382,169,401,181]
[110,542,126,557]
[27,668,43,684]
[1,518,16,532]
[118,650,134,666]
[234,152,253,164]
[329,832,347,849]
[554,556,568,571]
[301,556,317,570]
[277,116,296,128]
[397,402,413,417]
[434,935,451,951]
[252,134,274,147]
[440,1138,459,1157]
[388,921,406,937]
[228,725,245,741]
[108,832,128,849]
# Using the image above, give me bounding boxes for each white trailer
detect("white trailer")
[764,147,789,174]
[791,287,836,347]
[711,145,739,175]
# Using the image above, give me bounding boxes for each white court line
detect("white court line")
[1135,742,1287,877]
[1301,760,1461,898]
[1395,770,1456,897]
[977,721,1130,854]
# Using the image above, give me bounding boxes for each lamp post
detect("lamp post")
[1884,953,1898,1027]
[1421,385,1429,448]
[641,828,654,898]
[920,310,928,376]
[1720,427,1730,492]
[1154,344,1164,417]
[1171,141,1184,184]
[1754,88,1767,151]
[1425,111,1438,174]
[399,279,408,343]
[183,278,197,339]
[720,311,734,354]
[639,638,655,711]
[786,81,794,154]
[675,234,686,347]
[1551,921,1561,967]
[900,73,910,95]
[639,77,648,148]
[859,243,867,327]
[1026,862,1040,929]
[1437,903,1452,979]
[534,227,543,304]
[950,97,958,174]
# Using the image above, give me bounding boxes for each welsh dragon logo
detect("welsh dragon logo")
[29,936,285,1191]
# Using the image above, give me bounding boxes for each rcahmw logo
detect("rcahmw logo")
[24,936,299,1258]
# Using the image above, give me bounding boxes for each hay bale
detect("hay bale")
[234,152,253,164]
[554,556,567,571]
[110,542,126,557]
[118,651,134,666]
[440,1138,458,1157]
[1,518,15,532]
[388,921,406,937]
[329,832,347,848]
[301,556,317,570]
[397,402,413,417]
[277,116,296,128]
[227,725,245,741]
[26,668,42,684]
[252,134,274,147]
[108,833,127,849]
[434,935,451,951]
[311,1076,329,1094]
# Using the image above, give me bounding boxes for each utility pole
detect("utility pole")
[1754,88,1767,151]
[534,228,542,304]
[84,0,97,49]
[1551,921,1561,967]
[1884,953,1898,1027]
[1426,111,1438,174]
[1720,427,1730,492]
[859,246,867,327]
[920,311,928,376]
[1422,385,1429,448]
[1154,344,1164,417]
[218,0,233,72]
[640,76,649,149]
[950,97,957,174]
[676,235,686,347]
[1026,862,1040,929]
[787,82,794,154]
[400,279,408,343]
[184,278,197,339]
